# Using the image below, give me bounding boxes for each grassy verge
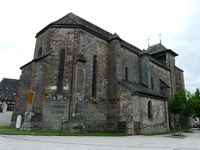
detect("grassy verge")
[0,126,192,136]
[0,126,126,136]
[0,126,65,136]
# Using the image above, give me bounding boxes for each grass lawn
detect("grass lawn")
[0,126,126,136]
[0,126,191,136]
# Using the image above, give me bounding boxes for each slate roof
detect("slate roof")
[145,43,178,56]
[119,80,167,100]
[36,13,112,39]
[36,12,142,55]
[20,53,50,69]
[0,78,19,102]
[175,66,184,72]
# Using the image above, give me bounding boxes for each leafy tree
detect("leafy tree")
[190,89,200,120]
[169,90,186,115]
[195,88,200,97]
[183,91,193,117]
[169,89,200,130]
[169,90,193,130]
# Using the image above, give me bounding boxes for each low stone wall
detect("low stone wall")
[0,111,13,126]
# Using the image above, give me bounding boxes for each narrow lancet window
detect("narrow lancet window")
[57,49,65,94]
[148,101,153,119]
[92,55,97,98]
[151,77,154,89]
[38,47,43,58]
[125,67,128,81]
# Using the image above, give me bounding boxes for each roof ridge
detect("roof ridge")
[52,12,74,24]
[1,78,19,81]
[147,43,167,50]
[35,12,143,54]
[51,12,113,37]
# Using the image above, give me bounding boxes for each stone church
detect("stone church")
[13,13,185,135]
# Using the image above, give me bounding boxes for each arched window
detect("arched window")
[147,101,153,119]
[125,67,128,81]
[151,77,154,89]
[57,49,65,94]
[92,55,97,98]
[38,47,43,57]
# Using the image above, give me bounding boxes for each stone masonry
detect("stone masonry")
[14,13,185,135]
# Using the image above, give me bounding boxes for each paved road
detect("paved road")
[0,129,200,150]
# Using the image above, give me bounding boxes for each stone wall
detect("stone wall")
[166,53,176,97]
[77,29,109,131]
[175,67,185,92]
[12,64,32,126]
[119,86,169,135]
[117,47,140,83]
[140,96,169,134]
[14,26,171,133]
[141,55,150,87]
[39,28,79,129]
[140,55,171,97]
[14,22,175,134]
[149,61,171,96]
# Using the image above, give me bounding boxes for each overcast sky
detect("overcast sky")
[0,0,199,92]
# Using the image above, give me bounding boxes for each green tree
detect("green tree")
[169,90,193,130]
[169,91,186,114]
[183,91,193,117]
[190,89,200,123]
[195,88,200,97]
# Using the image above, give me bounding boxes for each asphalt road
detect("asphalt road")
[0,129,200,150]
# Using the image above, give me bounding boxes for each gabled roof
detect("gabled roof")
[36,12,112,40]
[0,78,19,89]
[20,53,50,69]
[146,43,178,56]
[36,12,142,55]
[175,66,184,72]
[119,80,167,99]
